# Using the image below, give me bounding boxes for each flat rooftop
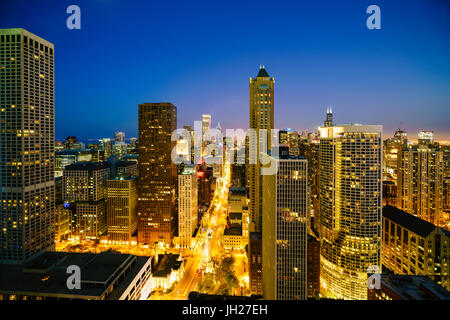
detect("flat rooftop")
[381,275,450,300]
[0,251,151,299]
[152,253,182,278]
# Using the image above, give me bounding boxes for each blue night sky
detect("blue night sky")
[1,0,449,141]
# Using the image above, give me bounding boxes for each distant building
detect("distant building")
[418,130,434,146]
[368,275,450,300]
[113,142,128,158]
[62,162,109,239]
[114,131,125,143]
[55,149,95,177]
[383,205,450,291]
[397,143,444,226]
[106,177,138,244]
[0,251,152,300]
[64,136,78,150]
[99,138,112,159]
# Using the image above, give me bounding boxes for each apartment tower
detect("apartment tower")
[318,121,382,300]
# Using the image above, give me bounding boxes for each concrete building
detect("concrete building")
[62,162,109,239]
[106,177,138,244]
[151,253,185,291]
[0,251,152,300]
[262,156,308,300]
[383,205,450,291]
[0,29,55,264]
[178,166,198,248]
[368,274,450,300]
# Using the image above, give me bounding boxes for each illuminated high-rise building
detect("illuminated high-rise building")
[397,143,444,226]
[0,29,55,264]
[262,156,308,300]
[324,107,333,127]
[201,114,211,138]
[178,166,198,248]
[99,138,112,159]
[114,131,125,143]
[63,162,109,239]
[107,177,138,244]
[248,66,274,296]
[138,103,177,246]
[383,205,450,291]
[418,130,434,146]
[318,121,382,300]
[248,66,274,232]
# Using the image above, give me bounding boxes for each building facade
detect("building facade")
[178,166,198,248]
[397,144,444,226]
[248,66,274,233]
[62,162,109,239]
[383,205,450,291]
[318,123,383,300]
[0,29,55,264]
[137,103,177,246]
[107,177,138,244]
[262,157,308,300]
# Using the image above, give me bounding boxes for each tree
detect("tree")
[224,272,239,293]
[220,256,235,274]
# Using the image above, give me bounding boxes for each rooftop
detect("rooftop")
[380,274,450,300]
[224,224,242,236]
[64,161,108,171]
[383,205,437,238]
[152,253,183,278]
[256,66,270,78]
[0,251,151,299]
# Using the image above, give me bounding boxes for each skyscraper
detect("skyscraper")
[0,29,55,264]
[201,114,211,138]
[138,103,177,246]
[397,142,444,226]
[178,165,198,248]
[318,121,382,300]
[114,131,125,143]
[248,66,274,296]
[262,156,308,300]
[248,66,274,232]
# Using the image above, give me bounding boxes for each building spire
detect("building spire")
[324,106,333,127]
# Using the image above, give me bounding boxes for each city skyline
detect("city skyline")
[1,0,449,140]
[1,1,449,304]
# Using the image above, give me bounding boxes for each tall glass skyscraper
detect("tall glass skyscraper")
[0,29,55,264]
[318,121,382,299]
